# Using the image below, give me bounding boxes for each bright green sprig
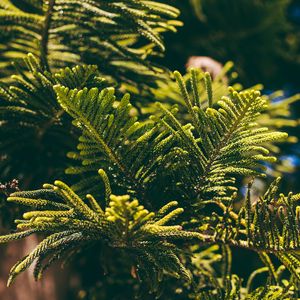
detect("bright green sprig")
[2,171,204,287]
[158,70,288,204]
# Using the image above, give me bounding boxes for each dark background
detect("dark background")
[159,0,300,193]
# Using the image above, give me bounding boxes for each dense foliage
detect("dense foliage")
[0,1,300,299]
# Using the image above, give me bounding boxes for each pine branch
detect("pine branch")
[197,179,300,284]
[0,54,107,185]
[2,173,202,288]
[54,83,178,203]
[157,70,287,203]
[0,0,181,87]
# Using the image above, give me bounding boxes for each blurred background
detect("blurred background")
[158,0,300,193]
[163,0,300,89]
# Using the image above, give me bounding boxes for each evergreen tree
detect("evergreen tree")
[0,1,300,299]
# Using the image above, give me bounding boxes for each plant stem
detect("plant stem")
[41,0,55,71]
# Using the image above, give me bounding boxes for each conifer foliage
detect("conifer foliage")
[0,1,300,300]
[0,54,107,186]
[5,177,199,288]
[0,0,180,84]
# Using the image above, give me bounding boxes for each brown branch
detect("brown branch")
[40,0,55,71]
